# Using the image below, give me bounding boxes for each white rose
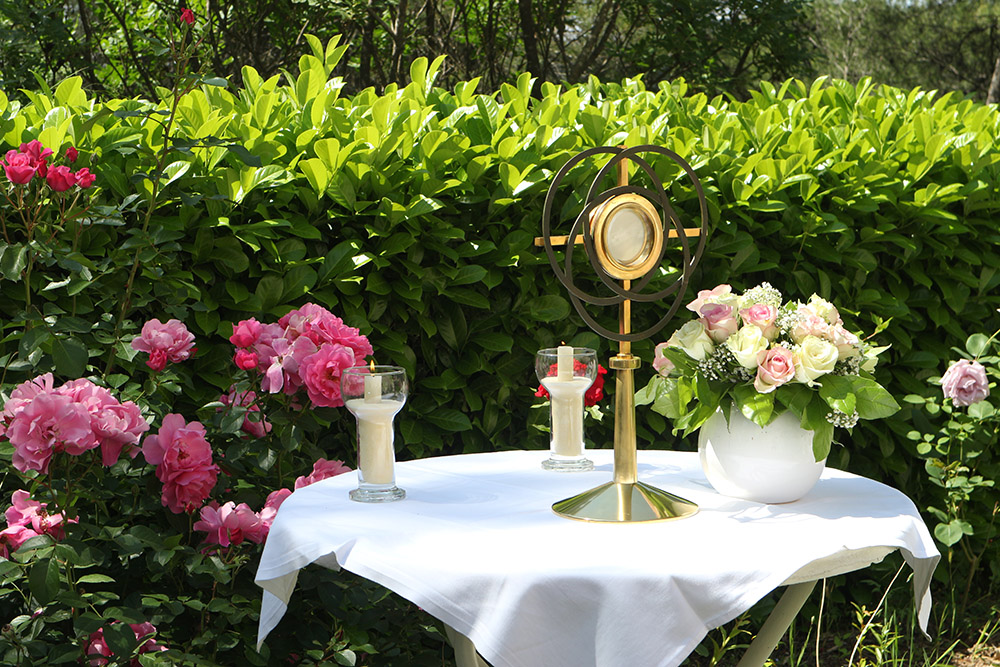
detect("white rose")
[668,321,715,361]
[725,326,769,369]
[792,335,839,385]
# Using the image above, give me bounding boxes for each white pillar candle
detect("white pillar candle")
[556,345,574,381]
[540,376,591,457]
[364,373,382,403]
[346,398,404,485]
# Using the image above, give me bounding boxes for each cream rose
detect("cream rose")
[739,303,779,340]
[667,321,715,361]
[725,326,769,369]
[829,324,860,360]
[792,335,839,385]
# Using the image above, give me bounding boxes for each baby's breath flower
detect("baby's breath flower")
[826,409,859,428]
[739,282,783,309]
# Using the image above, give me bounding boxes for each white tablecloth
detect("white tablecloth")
[255,450,939,667]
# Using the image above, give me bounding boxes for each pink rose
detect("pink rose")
[739,304,779,340]
[699,303,739,343]
[941,359,990,407]
[142,414,219,513]
[193,501,264,547]
[180,7,195,24]
[258,488,292,537]
[652,342,675,376]
[230,318,263,348]
[295,458,352,489]
[279,303,374,361]
[0,524,39,559]
[65,146,79,162]
[84,622,166,666]
[299,344,356,407]
[233,349,259,370]
[754,347,796,394]
[686,284,732,313]
[2,373,55,428]
[5,490,75,540]
[790,309,831,344]
[93,401,149,465]
[74,168,96,188]
[131,318,196,370]
[2,150,38,184]
[45,164,76,192]
[6,391,96,473]
[19,140,53,162]
[829,324,861,360]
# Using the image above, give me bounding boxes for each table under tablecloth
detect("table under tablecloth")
[255,449,939,667]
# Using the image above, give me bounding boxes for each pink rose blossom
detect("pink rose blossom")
[93,401,149,465]
[74,168,96,188]
[279,303,374,361]
[130,318,196,371]
[258,488,292,537]
[790,309,831,344]
[941,359,990,407]
[699,303,739,343]
[2,373,55,429]
[5,490,75,540]
[19,140,53,162]
[686,284,732,313]
[230,318,263,348]
[45,164,76,192]
[830,324,861,360]
[754,347,796,394]
[739,304,779,340]
[142,414,219,513]
[652,342,675,376]
[295,458,352,489]
[193,501,264,547]
[233,349,259,370]
[180,7,195,24]
[299,344,356,407]
[84,622,166,666]
[2,150,38,184]
[6,391,96,473]
[0,524,39,559]
[65,146,79,162]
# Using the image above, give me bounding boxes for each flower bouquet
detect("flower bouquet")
[637,283,900,460]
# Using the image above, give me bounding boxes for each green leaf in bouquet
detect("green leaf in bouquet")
[775,383,812,418]
[652,377,686,420]
[818,374,856,415]
[662,346,699,374]
[847,376,901,419]
[733,384,774,427]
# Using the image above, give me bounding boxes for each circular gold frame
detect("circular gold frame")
[589,193,663,281]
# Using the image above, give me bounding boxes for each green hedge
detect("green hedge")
[4,36,1000,640]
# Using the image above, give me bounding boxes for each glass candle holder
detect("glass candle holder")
[341,365,408,502]
[535,346,597,471]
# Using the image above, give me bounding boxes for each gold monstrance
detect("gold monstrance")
[535,145,708,523]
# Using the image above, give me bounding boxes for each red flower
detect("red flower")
[74,167,96,188]
[534,361,608,407]
[46,165,76,192]
[180,7,195,24]
[65,146,79,162]
[2,150,37,184]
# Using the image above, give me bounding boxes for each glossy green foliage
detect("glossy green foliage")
[4,46,1000,645]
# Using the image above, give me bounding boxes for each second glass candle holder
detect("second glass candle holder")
[342,365,408,502]
[535,346,597,471]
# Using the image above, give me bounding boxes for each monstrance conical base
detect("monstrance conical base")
[552,480,698,523]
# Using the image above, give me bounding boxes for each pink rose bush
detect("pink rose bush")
[1,140,95,189]
[1,489,77,557]
[230,303,373,408]
[639,282,898,460]
[131,318,196,371]
[1,373,149,473]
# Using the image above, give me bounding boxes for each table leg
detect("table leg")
[736,580,818,667]
[444,624,490,667]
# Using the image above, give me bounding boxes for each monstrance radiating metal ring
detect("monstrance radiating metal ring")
[540,145,708,342]
[537,144,708,522]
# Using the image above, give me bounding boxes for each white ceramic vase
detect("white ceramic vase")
[698,408,826,503]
